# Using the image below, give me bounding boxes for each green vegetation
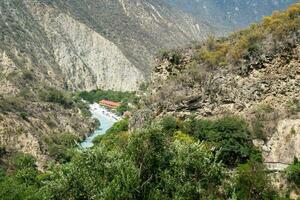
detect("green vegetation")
[43,133,80,163]
[0,95,25,113]
[159,50,182,65]
[0,115,285,199]
[252,118,267,141]
[106,118,129,135]
[73,99,92,118]
[178,3,300,68]
[78,89,137,104]
[0,153,41,200]
[19,112,28,120]
[179,116,257,167]
[0,146,6,158]
[286,158,300,186]
[93,119,129,149]
[232,161,278,199]
[39,88,73,108]
[1,4,300,200]
[78,89,139,115]
[286,99,300,115]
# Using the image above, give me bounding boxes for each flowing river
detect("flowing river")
[80,103,120,148]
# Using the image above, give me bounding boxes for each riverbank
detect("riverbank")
[80,103,121,148]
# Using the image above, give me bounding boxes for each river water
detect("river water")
[80,103,120,148]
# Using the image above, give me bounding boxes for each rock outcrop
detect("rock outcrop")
[134,28,300,167]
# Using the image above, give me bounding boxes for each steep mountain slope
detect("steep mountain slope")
[0,0,212,166]
[50,0,212,78]
[164,0,299,31]
[1,0,213,92]
[133,3,300,169]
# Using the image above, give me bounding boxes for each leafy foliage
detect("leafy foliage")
[78,89,137,104]
[232,161,278,200]
[286,159,300,186]
[43,133,80,163]
[182,116,256,167]
[0,115,281,199]
[0,146,6,158]
[193,3,300,67]
[39,88,73,108]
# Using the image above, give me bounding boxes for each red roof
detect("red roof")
[99,100,121,108]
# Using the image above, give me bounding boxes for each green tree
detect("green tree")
[233,161,277,200]
[285,159,300,186]
[190,117,254,167]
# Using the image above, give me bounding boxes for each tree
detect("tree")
[190,117,254,167]
[233,161,277,200]
[285,158,300,186]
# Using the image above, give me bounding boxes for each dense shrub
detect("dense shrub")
[0,96,25,113]
[195,3,300,67]
[116,103,130,115]
[19,112,28,120]
[73,100,92,118]
[106,119,129,135]
[153,141,224,199]
[39,88,73,108]
[0,146,6,158]
[39,147,140,200]
[0,117,280,200]
[232,161,278,200]
[0,152,40,200]
[44,133,80,163]
[21,70,34,81]
[78,89,137,104]
[161,115,177,134]
[182,116,255,167]
[286,159,300,186]
[12,153,36,170]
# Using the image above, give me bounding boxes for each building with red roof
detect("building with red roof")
[99,100,121,109]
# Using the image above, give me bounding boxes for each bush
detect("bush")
[185,116,255,167]
[116,103,129,115]
[286,159,300,186]
[77,89,136,104]
[106,119,129,135]
[252,119,267,141]
[19,112,28,120]
[193,3,300,68]
[73,100,92,118]
[232,161,278,200]
[169,52,181,65]
[0,146,6,158]
[21,70,34,81]
[161,115,177,134]
[39,88,73,108]
[44,133,80,163]
[12,153,36,170]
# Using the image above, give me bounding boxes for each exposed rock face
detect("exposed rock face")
[264,119,300,165]
[134,31,300,167]
[0,0,214,92]
[0,101,97,168]
[26,2,144,91]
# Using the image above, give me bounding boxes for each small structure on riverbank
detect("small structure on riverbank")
[99,99,121,109]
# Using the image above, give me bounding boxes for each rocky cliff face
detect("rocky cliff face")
[0,0,214,92]
[133,15,300,168]
[0,101,96,169]
[26,1,144,91]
